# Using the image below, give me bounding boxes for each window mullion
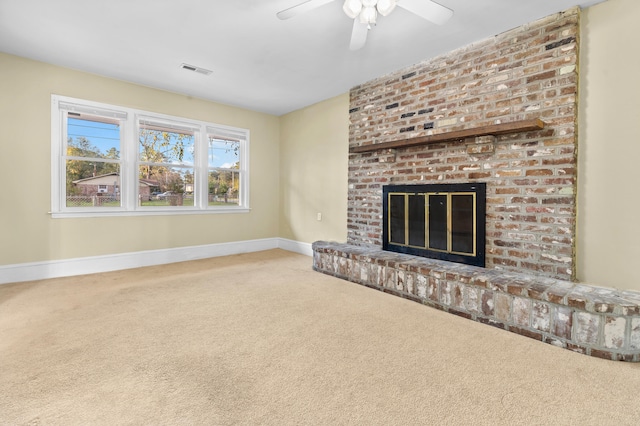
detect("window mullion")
[123,115,137,210]
[195,126,206,209]
[241,132,249,207]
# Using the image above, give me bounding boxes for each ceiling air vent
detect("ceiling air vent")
[180,63,212,76]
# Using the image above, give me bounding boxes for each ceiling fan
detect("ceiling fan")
[277,0,454,51]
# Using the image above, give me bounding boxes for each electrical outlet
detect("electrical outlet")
[317,212,322,221]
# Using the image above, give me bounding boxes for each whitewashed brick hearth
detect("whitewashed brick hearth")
[313,242,640,361]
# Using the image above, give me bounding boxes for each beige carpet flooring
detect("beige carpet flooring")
[1,249,639,425]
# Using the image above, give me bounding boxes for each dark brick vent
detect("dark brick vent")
[545,36,577,51]
[314,242,640,362]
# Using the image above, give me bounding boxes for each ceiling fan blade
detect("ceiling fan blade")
[349,20,368,51]
[397,0,454,25]
[276,0,336,20]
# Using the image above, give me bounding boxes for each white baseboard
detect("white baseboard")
[0,238,312,285]
[277,238,313,256]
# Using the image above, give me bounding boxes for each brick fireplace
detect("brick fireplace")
[347,8,579,281]
[313,7,640,361]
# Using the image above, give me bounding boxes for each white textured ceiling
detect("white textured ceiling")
[0,0,605,116]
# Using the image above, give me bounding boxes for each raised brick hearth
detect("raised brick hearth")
[313,242,640,361]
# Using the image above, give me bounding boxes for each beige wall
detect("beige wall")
[0,53,280,265]
[4,0,639,292]
[578,0,640,290]
[279,94,349,244]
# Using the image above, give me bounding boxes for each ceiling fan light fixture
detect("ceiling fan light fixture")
[376,0,397,16]
[359,6,377,25]
[277,0,454,51]
[343,0,362,19]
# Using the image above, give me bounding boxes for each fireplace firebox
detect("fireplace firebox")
[382,183,486,267]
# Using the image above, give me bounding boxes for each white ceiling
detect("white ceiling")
[0,0,605,116]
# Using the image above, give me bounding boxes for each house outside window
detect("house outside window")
[51,95,249,217]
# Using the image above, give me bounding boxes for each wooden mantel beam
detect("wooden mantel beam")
[349,118,546,154]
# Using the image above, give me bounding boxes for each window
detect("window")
[51,95,249,217]
[137,117,197,208]
[207,127,244,207]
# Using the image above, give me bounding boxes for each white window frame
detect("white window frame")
[51,95,250,218]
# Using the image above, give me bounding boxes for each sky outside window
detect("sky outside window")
[209,139,239,169]
[67,117,120,157]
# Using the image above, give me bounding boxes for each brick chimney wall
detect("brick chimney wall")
[347,8,579,280]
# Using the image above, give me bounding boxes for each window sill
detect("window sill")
[50,208,251,219]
